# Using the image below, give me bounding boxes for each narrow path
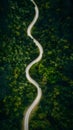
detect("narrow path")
[23,0,43,130]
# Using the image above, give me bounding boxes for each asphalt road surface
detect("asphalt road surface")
[23,0,43,130]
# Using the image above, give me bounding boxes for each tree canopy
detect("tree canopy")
[0,0,73,130]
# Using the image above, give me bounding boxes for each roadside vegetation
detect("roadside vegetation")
[0,0,73,130]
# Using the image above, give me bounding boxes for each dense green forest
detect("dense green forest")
[0,0,73,130]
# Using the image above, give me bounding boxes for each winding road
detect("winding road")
[23,0,43,130]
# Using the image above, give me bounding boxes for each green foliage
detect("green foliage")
[0,0,73,130]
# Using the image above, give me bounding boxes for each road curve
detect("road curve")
[24,0,43,130]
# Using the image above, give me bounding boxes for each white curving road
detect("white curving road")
[24,0,43,130]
